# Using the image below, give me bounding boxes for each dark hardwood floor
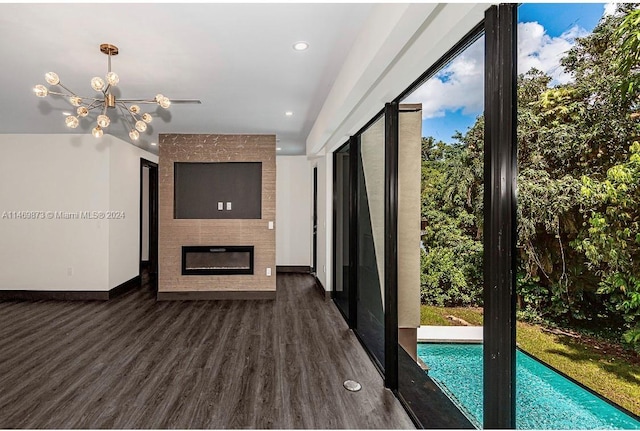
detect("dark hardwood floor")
[0,273,414,429]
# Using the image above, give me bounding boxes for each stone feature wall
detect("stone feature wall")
[158,134,276,297]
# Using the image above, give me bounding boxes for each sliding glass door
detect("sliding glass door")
[355,115,386,370]
[333,142,351,319]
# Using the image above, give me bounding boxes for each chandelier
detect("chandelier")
[33,43,173,142]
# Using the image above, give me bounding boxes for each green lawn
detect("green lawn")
[420,305,640,417]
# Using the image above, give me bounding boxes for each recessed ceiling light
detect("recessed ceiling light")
[293,41,309,51]
[285,111,293,116]
[62,112,72,116]
[151,142,157,146]
[276,147,282,151]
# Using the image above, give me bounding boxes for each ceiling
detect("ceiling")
[0,3,373,155]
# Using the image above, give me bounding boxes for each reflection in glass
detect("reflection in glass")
[333,143,351,318]
[356,115,386,370]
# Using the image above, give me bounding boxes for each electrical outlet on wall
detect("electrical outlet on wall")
[268,221,274,230]
[217,202,223,210]
[226,202,232,211]
[266,267,272,276]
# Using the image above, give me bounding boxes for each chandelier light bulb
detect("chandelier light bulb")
[92,126,103,138]
[69,96,82,106]
[45,72,60,86]
[106,72,119,86]
[97,114,110,128]
[77,106,89,117]
[129,105,140,114]
[141,113,152,123]
[155,94,164,103]
[129,129,140,141]
[65,115,79,129]
[135,120,147,132]
[159,97,171,109]
[91,76,105,91]
[33,85,48,97]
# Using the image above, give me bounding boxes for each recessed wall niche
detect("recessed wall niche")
[174,162,262,219]
[158,134,276,299]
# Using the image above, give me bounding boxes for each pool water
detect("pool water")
[417,343,640,430]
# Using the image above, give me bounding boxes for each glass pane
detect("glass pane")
[515,4,640,429]
[356,115,386,370]
[333,143,351,318]
[397,33,485,428]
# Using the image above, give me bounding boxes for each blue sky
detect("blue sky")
[412,3,607,143]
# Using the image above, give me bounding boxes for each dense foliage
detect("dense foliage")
[420,5,640,350]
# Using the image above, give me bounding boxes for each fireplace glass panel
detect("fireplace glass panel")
[182,246,254,275]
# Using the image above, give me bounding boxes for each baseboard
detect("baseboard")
[0,290,109,301]
[313,276,330,301]
[157,290,276,301]
[109,275,141,299]
[276,265,311,273]
[0,275,141,301]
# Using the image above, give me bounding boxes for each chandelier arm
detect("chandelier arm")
[82,99,99,110]
[49,90,101,103]
[86,97,103,102]
[57,82,78,97]
[117,104,134,130]
[48,91,103,103]
[118,99,157,104]
[74,95,104,102]
[128,107,140,123]
[46,90,73,97]
[119,102,140,124]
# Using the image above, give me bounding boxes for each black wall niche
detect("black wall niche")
[174,162,262,219]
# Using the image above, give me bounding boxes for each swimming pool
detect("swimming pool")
[417,343,640,430]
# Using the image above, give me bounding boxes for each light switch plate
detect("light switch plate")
[226,202,232,211]
[217,202,223,210]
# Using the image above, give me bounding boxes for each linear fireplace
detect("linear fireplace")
[182,246,254,275]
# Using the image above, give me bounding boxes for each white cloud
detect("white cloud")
[517,22,588,85]
[404,37,484,119]
[603,3,618,17]
[404,21,588,120]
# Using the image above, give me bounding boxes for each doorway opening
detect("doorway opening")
[312,165,318,275]
[140,158,159,290]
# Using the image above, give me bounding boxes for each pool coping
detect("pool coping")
[417,325,483,343]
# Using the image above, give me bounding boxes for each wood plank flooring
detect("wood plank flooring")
[0,273,414,429]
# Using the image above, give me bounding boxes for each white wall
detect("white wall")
[0,134,157,291]
[313,154,332,291]
[109,139,158,289]
[275,156,312,266]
